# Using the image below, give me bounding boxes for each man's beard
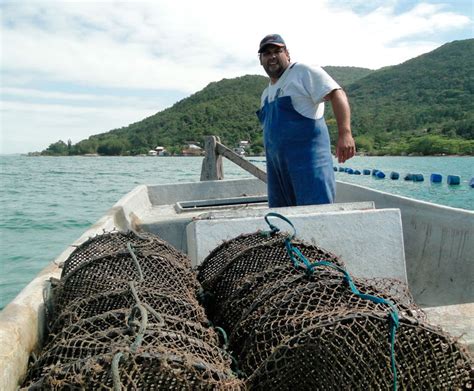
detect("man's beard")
[264,62,287,80]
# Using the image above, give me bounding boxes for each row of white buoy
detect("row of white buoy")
[334,167,473,187]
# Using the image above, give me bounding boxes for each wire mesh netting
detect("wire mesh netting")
[228,270,427,352]
[49,286,208,335]
[23,222,473,390]
[196,232,288,284]
[197,227,473,390]
[50,250,199,318]
[27,308,229,385]
[61,230,191,278]
[246,314,472,390]
[197,231,344,320]
[22,230,243,390]
[26,352,243,390]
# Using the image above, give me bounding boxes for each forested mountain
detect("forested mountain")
[322,66,374,87]
[43,39,473,156]
[338,39,474,154]
[65,75,269,156]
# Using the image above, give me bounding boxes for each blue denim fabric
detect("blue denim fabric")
[257,95,335,207]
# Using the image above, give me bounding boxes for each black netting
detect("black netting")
[198,233,343,321]
[23,226,473,390]
[62,230,190,278]
[26,309,228,385]
[51,251,199,317]
[197,228,473,390]
[246,314,472,390]
[196,231,287,284]
[26,353,243,390]
[49,287,208,334]
[23,230,242,390]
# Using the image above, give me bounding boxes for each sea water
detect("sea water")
[0,155,473,309]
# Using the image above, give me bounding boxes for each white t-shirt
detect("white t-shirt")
[260,63,341,120]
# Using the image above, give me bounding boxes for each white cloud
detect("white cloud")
[1,100,156,154]
[3,0,469,87]
[2,21,259,93]
[0,0,471,153]
[2,87,157,106]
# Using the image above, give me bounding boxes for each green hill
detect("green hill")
[322,66,374,87]
[339,39,474,154]
[43,39,473,156]
[66,75,269,156]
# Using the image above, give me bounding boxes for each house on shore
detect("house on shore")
[182,143,203,156]
[233,140,250,156]
[148,146,168,156]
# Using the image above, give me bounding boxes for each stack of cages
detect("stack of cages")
[22,230,243,390]
[197,225,473,390]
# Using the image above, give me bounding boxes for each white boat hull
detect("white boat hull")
[1,178,472,390]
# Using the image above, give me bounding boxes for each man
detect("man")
[257,34,355,207]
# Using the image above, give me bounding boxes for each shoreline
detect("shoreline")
[17,153,474,158]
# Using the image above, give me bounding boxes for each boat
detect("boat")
[1,137,472,389]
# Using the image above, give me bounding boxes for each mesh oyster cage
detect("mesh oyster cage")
[229,269,424,360]
[49,286,209,334]
[196,231,288,283]
[215,263,424,337]
[212,263,306,334]
[49,250,199,318]
[198,234,344,320]
[197,212,472,390]
[244,313,473,390]
[25,352,244,390]
[24,220,473,390]
[61,230,191,278]
[25,308,231,385]
[26,230,244,391]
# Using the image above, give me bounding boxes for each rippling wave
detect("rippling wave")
[0,155,472,309]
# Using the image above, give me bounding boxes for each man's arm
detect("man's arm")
[325,89,356,163]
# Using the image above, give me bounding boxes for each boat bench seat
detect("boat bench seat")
[186,204,407,282]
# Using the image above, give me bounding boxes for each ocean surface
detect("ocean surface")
[1,155,473,309]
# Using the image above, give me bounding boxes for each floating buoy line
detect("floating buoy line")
[334,166,473,187]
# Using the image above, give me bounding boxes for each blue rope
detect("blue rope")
[214,326,229,349]
[127,242,144,282]
[264,212,296,239]
[212,325,245,377]
[111,352,124,391]
[264,212,399,390]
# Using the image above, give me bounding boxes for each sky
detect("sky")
[1,0,472,154]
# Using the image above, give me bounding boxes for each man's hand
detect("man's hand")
[336,131,356,163]
[325,89,356,163]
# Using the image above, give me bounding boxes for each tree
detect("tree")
[97,139,128,155]
[74,139,99,154]
[43,140,68,155]
[38,41,474,157]
[354,135,374,153]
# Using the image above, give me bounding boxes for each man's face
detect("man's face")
[259,45,290,81]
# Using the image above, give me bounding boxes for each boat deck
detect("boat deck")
[0,178,472,390]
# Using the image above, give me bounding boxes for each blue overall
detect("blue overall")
[257,94,335,207]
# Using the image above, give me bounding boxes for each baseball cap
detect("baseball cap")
[258,34,286,53]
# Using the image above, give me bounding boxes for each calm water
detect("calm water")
[0,155,473,309]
